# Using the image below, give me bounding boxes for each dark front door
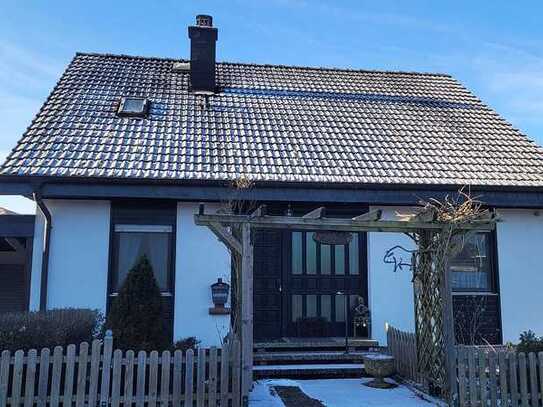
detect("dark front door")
[286,231,367,338]
[253,229,368,340]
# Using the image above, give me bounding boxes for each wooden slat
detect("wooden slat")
[529,353,538,407]
[232,339,241,407]
[63,345,76,406]
[352,209,382,222]
[302,207,326,219]
[510,352,519,407]
[184,349,194,407]
[196,349,206,407]
[50,346,63,407]
[37,348,50,407]
[479,351,488,404]
[208,347,218,407]
[75,342,89,407]
[457,347,467,407]
[519,353,529,406]
[124,350,135,407]
[148,351,159,407]
[499,351,508,407]
[11,350,24,407]
[23,349,37,407]
[488,351,498,407]
[172,351,182,407]
[468,348,478,406]
[100,334,114,406]
[160,351,171,407]
[220,342,230,407]
[88,340,102,407]
[135,351,146,407]
[110,350,123,407]
[0,350,11,407]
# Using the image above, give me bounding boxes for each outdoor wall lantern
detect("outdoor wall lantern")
[209,278,231,315]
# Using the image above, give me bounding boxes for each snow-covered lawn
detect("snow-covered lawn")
[249,378,437,407]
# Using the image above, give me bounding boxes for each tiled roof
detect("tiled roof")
[2,52,543,187]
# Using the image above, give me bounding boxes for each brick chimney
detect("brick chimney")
[188,15,218,94]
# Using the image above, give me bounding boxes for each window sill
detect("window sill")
[209,307,231,315]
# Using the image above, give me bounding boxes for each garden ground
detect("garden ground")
[249,378,438,407]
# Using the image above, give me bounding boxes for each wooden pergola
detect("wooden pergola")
[194,203,496,403]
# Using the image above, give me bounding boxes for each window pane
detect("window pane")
[321,295,331,321]
[321,244,331,275]
[450,233,491,291]
[291,232,303,275]
[292,294,303,322]
[335,294,346,322]
[349,234,359,275]
[335,245,345,275]
[306,233,317,275]
[306,295,317,318]
[116,232,170,291]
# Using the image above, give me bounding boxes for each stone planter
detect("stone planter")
[363,354,397,389]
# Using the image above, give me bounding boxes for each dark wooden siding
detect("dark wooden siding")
[253,229,283,341]
[453,294,502,345]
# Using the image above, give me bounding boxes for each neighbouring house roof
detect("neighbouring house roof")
[1,52,543,188]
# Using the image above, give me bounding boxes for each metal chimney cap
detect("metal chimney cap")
[196,15,213,27]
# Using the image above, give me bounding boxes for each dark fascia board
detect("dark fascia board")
[0,215,35,237]
[2,176,543,208]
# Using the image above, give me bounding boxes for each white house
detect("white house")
[1,15,543,349]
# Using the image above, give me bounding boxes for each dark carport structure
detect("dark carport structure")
[0,208,34,313]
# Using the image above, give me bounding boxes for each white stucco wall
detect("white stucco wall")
[174,203,231,347]
[368,206,416,345]
[496,208,543,343]
[29,200,111,314]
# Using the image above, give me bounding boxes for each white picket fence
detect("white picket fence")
[0,334,242,407]
[455,346,543,407]
[386,324,423,385]
[387,324,543,407]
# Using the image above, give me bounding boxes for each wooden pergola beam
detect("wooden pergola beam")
[207,222,242,255]
[195,213,495,233]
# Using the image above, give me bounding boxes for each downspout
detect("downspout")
[33,192,52,311]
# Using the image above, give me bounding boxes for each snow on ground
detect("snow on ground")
[250,378,436,407]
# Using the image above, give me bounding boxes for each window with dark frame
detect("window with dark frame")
[111,224,173,294]
[117,97,150,117]
[450,232,494,292]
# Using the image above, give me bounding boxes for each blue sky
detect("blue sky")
[1,0,543,213]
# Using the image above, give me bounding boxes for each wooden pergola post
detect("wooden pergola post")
[240,222,254,402]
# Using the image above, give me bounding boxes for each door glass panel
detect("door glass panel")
[321,244,331,275]
[306,295,317,318]
[292,294,302,322]
[349,234,359,275]
[291,232,303,275]
[335,245,345,275]
[306,233,317,275]
[335,294,346,322]
[321,295,331,321]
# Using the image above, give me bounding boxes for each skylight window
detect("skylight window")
[117,97,149,117]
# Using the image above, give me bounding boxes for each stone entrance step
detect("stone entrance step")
[254,338,379,353]
[254,351,368,365]
[253,363,368,379]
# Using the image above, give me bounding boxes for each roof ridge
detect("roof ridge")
[75,51,452,78]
